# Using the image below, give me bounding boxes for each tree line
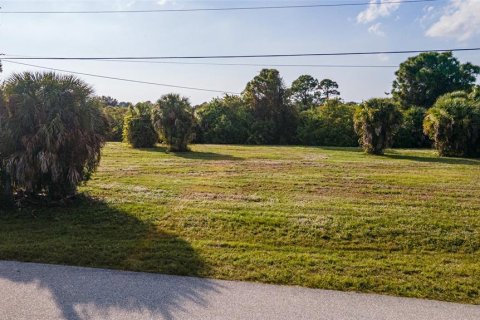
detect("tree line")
[1,51,479,206]
[103,52,480,155]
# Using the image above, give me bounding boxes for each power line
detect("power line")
[2,47,479,61]
[2,55,398,68]
[88,59,399,68]
[0,0,442,14]
[2,60,240,94]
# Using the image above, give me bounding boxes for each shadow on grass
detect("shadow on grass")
[145,146,243,161]
[0,197,219,320]
[383,152,480,166]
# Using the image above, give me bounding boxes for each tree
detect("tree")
[243,69,298,144]
[423,92,480,157]
[98,95,118,107]
[393,107,431,148]
[297,99,358,147]
[392,52,480,108]
[1,72,107,200]
[471,85,480,102]
[103,106,128,141]
[318,79,340,102]
[354,98,403,155]
[195,95,250,144]
[123,102,157,148]
[152,94,195,152]
[289,75,320,111]
[0,88,13,207]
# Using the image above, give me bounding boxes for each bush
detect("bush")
[354,98,403,154]
[297,99,358,147]
[424,92,480,157]
[123,102,158,148]
[1,72,107,200]
[393,107,431,148]
[152,94,194,152]
[195,95,250,144]
[103,105,128,141]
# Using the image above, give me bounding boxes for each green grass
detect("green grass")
[1,143,479,304]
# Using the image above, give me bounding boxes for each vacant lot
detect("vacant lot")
[1,143,479,303]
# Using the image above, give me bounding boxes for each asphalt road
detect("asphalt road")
[0,260,478,320]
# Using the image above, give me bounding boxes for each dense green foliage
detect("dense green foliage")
[103,106,128,141]
[123,102,157,148]
[194,95,250,144]
[288,75,321,111]
[297,99,357,147]
[393,106,431,148]
[0,72,107,200]
[424,92,480,157]
[243,69,298,144]
[354,98,403,154]
[0,89,13,206]
[152,94,195,152]
[392,52,480,108]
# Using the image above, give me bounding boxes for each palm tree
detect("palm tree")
[152,94,194,152]
[1,72,107,200]
[354,98,403,155]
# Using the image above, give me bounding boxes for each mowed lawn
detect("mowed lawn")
[1,143,479,303]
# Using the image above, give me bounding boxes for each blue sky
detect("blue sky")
[1,0,479,104]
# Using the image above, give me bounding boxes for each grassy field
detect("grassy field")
[1,143,479,304]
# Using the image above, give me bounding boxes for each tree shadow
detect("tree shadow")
[0,197,220,320]
[144,146,243,161]
[383,152,480,166]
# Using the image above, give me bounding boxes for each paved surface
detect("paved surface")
[0,261,479,320]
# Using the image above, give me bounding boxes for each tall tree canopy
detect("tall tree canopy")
[243,69,298,144]
[1,72,107,200]
[98,95,118,107]
[318,79,340,102]
[392,52,480,109]
[289,75,320,111]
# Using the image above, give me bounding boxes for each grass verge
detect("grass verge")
[1,143,479,303]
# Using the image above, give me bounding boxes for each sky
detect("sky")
[1,0,480,105]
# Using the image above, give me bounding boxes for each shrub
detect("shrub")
[297,99,358,147]
[195,95,250,144]
[393,107,431,148]
[152,94,194,152]
[424,92,480,157]
[1,72,107,200]
[354,98,403,154]
[123,102,158,148]
[103,105,128,141]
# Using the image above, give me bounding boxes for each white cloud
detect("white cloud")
[426,0,480,41]
[357,0,403,24]
[368,23,386,36]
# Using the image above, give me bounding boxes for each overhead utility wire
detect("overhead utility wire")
[2,60,240,94]
[0,0,442,14]
[86,59,399,68]
[2,47,479,61]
